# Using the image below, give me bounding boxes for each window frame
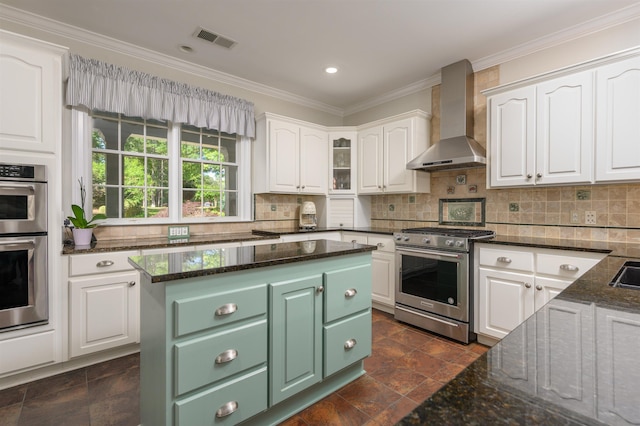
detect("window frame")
[71,109,253,225]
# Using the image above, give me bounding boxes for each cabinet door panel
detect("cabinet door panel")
[595,56,640,182]
[269,120,299,192]
[269,275,323,405]
[300,126,328,194]
[69,272,139,357]
[489,87,536,187]
[358,126,383,193]
[478,268,534,339]
[324,310,371,377]
[371,251,395,308]
[536,71,593,185]
[384,119,413,192]
[324,264,372,322]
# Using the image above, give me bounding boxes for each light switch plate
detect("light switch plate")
[168,225,190,239]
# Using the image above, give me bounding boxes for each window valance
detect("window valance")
[65,54,255,138]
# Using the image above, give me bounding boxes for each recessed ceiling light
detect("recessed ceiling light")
[179,45,194,53]
[325,67,338,74]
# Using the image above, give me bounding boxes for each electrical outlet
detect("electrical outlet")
[168,225,190,239]
[585,211,596,225]
[571,211,579,224]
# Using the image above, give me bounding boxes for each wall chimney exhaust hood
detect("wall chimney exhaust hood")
[407,59,487,172]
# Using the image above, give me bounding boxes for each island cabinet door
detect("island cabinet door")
[269,274,324,406]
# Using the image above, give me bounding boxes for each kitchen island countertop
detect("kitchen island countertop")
[128,239,376,283]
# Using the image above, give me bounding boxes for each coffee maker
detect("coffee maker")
[299,201,317,230]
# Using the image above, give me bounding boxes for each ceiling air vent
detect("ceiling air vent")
[193,27,237,49]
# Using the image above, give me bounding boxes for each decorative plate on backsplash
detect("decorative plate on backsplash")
[439,198,486,226]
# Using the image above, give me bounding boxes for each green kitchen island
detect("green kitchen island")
[129,239,375,426]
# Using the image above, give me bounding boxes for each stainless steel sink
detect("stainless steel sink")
[609,261,640,289]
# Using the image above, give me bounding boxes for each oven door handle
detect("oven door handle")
[396,247,461,259]
[0,183,36,195]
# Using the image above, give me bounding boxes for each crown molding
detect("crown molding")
[0,4,344,117]
[1,3,638,118]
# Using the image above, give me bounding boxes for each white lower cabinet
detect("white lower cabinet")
[68,251,140,357]
[476,243,605,341]
[342,232,395,312]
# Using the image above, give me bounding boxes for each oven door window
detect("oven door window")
[0,194,28,220]
[0,247,31,310]
[400,254,459,305]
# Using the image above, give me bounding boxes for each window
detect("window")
[82,111,251,223]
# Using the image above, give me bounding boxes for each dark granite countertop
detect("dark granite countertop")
[484,234,637,257]
[128,239,376,283]
[62,227,399,255]
[398,253,640,425]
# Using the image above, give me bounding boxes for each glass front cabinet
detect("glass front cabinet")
[329,130,357,194]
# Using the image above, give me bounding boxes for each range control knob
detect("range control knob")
[403,236,410,242]
[455,241,465,247]
[445,240,454,247]
[422,237,431,244]
[394,235,402,241]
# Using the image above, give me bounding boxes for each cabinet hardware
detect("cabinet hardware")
[351,240,357,243]
[536,173,542,178]
[316,286,324,294]
[524,282,532,288]
[216,401,238,418]
[344,338,357,350]
[560,264,579,272]
[215,303,238,316]
[128,281,135,287]
[215,349,238,364]
[535,284,543,291]
[497,257,512,263]
[344,288,357,298]
[377,242,384,248]
[526,174,532,179]
[96,260,114,267]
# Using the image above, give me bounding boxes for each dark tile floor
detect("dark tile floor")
[0,310,487,425]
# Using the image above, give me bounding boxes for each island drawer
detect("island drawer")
[174,366,267,426]
[323,310,371,377]
[324,264,372,322]
[174,319,267,396]
[69,250,138,276]
[173,283,267,337]
[478,246,534,272]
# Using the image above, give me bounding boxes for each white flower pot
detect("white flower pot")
[72,228,93,246]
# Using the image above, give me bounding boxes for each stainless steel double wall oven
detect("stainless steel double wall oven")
[0,163,48,331]
[394,228,494,344]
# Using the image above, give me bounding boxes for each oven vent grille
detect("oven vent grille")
[193,27,237,49]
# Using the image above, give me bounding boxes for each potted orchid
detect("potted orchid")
[67,177,106,245]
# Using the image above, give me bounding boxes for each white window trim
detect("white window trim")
[71,109,253,224]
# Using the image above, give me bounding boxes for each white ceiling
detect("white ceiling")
[1,0,639,114]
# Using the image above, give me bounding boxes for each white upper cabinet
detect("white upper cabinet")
[595,56,640,182]
[0,30,66,154]
[329,130,357,194]
[487,51,639,188]
[488,71,593,187]
[357,111,430,194]
[254,113,328,195]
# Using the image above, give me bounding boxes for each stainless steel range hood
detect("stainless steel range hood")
[407,59,487,172]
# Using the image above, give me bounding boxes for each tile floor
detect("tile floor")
[0,310,487,425]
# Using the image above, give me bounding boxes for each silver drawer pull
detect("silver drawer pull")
[497,257,512,263]
[560,264,579,272]
[215,303,237,316]
[96,260,114,267]
[215,349,238,364]
[216,401,238,418]
[344,288,357,298]
[344,338,357,350]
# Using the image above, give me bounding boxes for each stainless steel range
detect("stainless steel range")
[393,227,495,344]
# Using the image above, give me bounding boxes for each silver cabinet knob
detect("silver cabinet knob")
[524,282,532,288]
[316,286,324,294]
[535,284,543,291]
[344,288,357,298]
[216,401,238,418]
[526,174,532,179]
[560,264,579,272]
[344,338,357,350]
[96,260,114,267]
[536,173,542,178]
[215,349,238,364]
[128,281,136,287]
[351,239,357,243]
[497,257,512,263]
[215,303,237,316]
